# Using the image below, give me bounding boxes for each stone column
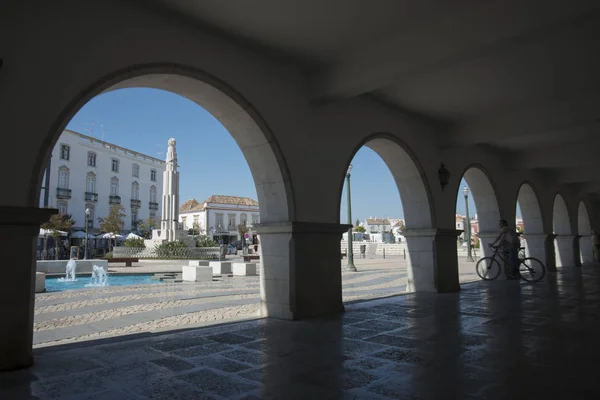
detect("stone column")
[574,235,582,267]
[521,234,553,266]
[402,229,461,293]
[476,232,497,259]
[555,235,576,267]
[0,206,55,371]
[580,235,594,265]
[254,222,349,320]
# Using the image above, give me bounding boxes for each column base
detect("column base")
[255,221,350,320]
[555,235,576,267]
[402,228,462,293]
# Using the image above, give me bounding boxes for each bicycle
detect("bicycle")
[475,245,546,282]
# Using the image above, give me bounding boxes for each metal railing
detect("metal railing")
[56,188,72,199]
[85,192,98,202]
[109,195,121,205]
[149,202,159,210]
[112,246,221,260]
[130,199,141,208]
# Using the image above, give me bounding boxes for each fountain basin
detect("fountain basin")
[36,260,108,274]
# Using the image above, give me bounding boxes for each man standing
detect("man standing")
[489,219,520,279]
[592,231,600,263]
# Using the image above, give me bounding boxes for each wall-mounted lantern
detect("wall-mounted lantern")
[438,163,450,191]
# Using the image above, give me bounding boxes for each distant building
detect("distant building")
[39,129,165,232]
[179,195,260,243]
[364,217,394,243]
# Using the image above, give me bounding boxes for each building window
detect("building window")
[149,211,156,221]
[215,213,224,232]
[60,144,70,160]
[150,185,157,203]
[228,214,236,230]
[57,201,68,216]
[58,167,69,189]
[131,210,138,229]
[252,214,259,225]
[240,213,247,226]
[86,172,96,193]
[181,216,187,229]
[131,181,139,200]
[132,163,139,178]
[87,151,96,167]
[85,204,95,228]
[111,158,120,173]
[110,177,119,197]
[150,169,157,182]
[193,215,199,228]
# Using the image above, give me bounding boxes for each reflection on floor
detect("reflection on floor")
[2,266,600,399]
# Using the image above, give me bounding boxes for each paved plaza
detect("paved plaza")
[33,257,481,347]
[3,265,599,399]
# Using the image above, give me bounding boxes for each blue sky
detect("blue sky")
[66,88,518,222]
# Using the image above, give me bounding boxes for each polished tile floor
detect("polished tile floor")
[2,266,600,399]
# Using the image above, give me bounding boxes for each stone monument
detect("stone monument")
[145,138,195,248]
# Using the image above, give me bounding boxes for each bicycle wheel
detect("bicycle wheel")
[476,257,501,280]
[519,257,546,283]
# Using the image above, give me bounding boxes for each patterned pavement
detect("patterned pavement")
[33,258,480,346]
[2,265,599,399]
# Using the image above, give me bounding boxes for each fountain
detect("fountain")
[56,259,78,282]
[86,265,109,287]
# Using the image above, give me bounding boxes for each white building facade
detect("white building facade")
[179,195,260,243]
[39,130,165,232]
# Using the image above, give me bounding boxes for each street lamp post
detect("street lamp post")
[463,187,474,262]
[85,208,90,260]
[345,165,357,272]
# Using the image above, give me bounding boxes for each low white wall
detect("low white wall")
[36,259,108,274]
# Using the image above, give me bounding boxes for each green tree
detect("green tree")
[196,235,218,247]
[355,218,361,227]
[154,240,188,258]
[99,205,126,253]
[188,221,203,237]
[41,213,75,259]
[354,225,366,233]
[123,237,145,248]
[137,217,157,239]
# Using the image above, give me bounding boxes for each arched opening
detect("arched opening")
[578,201,593,264]
[339,136,435,296]
[32,69,295,346]
[516,183,545,262]
[455,167,502,282]
[553,194,573,267]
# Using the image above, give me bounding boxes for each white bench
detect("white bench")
[232,262,257,276]
[182,265,213,282]
[209,261,232,275]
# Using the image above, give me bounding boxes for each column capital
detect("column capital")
[0,206,56,226]
[555,234,576,240]
[254,221,351,235]
[402,228,462,238]
[523,233,557,239]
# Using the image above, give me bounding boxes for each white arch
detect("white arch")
[578,202,593,264]
[517,183,543,234]
[35,68,296,320]
[365,137,432,229]
[553,194,570,235]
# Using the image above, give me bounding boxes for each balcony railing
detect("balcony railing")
[149,202,159,210]
[109,195,121,205]
[56,188,71,199]
[131,199,141,208]
[85,192,98,202]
